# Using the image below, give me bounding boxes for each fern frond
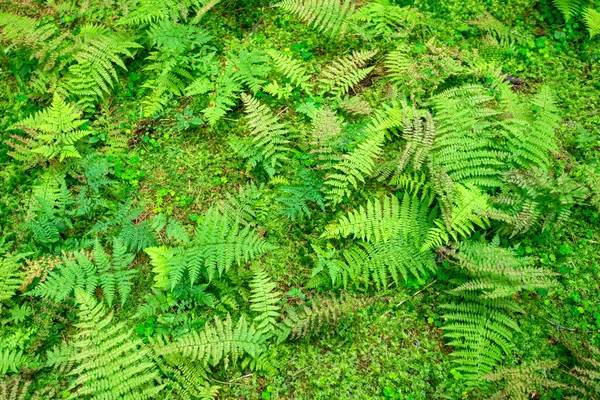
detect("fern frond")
[268,50,313,93]
[441,299,521,381]
[553,0,585,20]
[278,293,361,341]
[7,94,90,163]
[318,50,377,96]
[240,93,291,174]
[157,314,264,369]
[0,254,26,302]
[63,291,163,399]
[276,0,355,37]
[584,8,600,37]
[249,267,282,333]
[0,348,27,375]
[146,208,276,289]
[481,360,565,399]
[324,130,385,204]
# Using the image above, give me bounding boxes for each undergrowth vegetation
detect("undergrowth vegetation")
[0,0,599,398]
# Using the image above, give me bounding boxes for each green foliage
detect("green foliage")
[49,291,163,399]
[0,254,26,303]
[277,0,355,37]
[268,50,313,93]
[235,93,292,176]
[318,50,377,97]
[481,361,565,400]
[156,313,265,369]
[7,94,90,163]
[29,238,136,306]
[583,7,600,37]
[249,267,282,333]
[145,208,276,289]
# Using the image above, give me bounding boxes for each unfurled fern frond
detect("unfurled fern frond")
[307,107,346,170]
[28,239,136,306]
[553,0,585,20]
[584,8,600,37]
[239,93,291,175]
[249,267,282,333]
[59,27,140,108]
[152,353,220,400]
[343,235,436,289]
[145,208,276,289]
[7,94,90,163]
[502,86,560,171]
[157,314,264,369]
[268,50,313,93]
[118,0,206,25]
[558,335,600,399]
[324,130,385,204]
[318,50,377,96]
[231,50,271,94]
[276,0,355,37]
[430,87,505,188]
[0,348,27,375]
[0,376,32,400]
[0,12,57,45]
[423,184,490,251]
[324,195,436,288]
[441,298,522,381]
[481,361,565,400]
[396,104,435,175]
[55,291,163,399]
[338,95,373,115]
[0,254,26,302]
[493,169,588,235]
[449,240,558,299]
[352,0,419,39]
[384,45,412,87]
[278,293,361,341]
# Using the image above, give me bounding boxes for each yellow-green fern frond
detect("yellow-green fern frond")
[276,0,355,37]
[318,50,377,96]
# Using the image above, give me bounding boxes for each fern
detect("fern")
[481,361,565,400]
[249,267,282,333]
[29,238,137,306]
[307,107,346,170]
[553,0,585,20]
[0,376,32,400]
[0,254,26,303]
[584,8,600,37]
[7,94,90,163]
[449,240,558,299]
[152,353,220,400]
[352,0,419,40]
[50,291,163,399]
[324,130,385,204]
[0,348,27,375]
[157,313,265,369]
[145,208,276,289]
[324,194,436,288]
[238,93,291,176]
[441,298,522,381]
[318,50,377,96]
[268,50,313,93]
[422,184,490,251]
[278,293,360,341]
[276,0,355,37]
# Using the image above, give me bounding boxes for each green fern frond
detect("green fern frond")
[0,376,33,400]
[7,94,90,163]
[423,184,490,251]
[157,314,264,369]
[278,293,360,341]
[249,267,282,333]
[146,208,276,289]
[240,93,291,175]
[481,361,565,399]
[553,0,585,20]
[61,291,163,399]
[324,130,385,204]
[318,50,377,96]
[450,240,558,299]
[441,299,521,381]
[584,8,600,37]
[0,348,27,375]
[0,254,27,302]
[152,353,219,400]
[268,50,313,93]
[276,0,355,37]
[28,239,137,306]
